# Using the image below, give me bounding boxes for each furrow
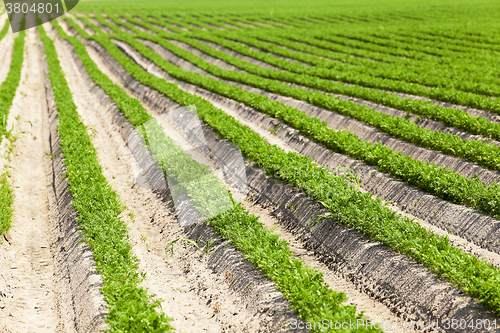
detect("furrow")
[66,13,94,36]
[195,37,500,127]
[0,31,14,87]
[82,31,500,332]
[386,90,500,124]
[58,21,383,331]
[38,21,174,331]
[158,41,500,184]
[120,37,500,260]
[52,32,298,332]
[0,26,107,333]
[88,18,113,34]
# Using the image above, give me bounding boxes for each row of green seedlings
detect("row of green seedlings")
[235,13,307,29]
[196,17,500,115]
[299,28,500,97]
[429,28,500,49]
[53,19,381,332]
[133,15,500,160]
[0,20,25,237]
[372,30,498,58]
[122,13,285,35]
[230,28,500,114]
[396,29,500,54]
[65,16,500,318]
[450,28,500,45]
[325,28,500,92]
[121,13,500,154]
[168,11,500,92]
[38,22,175,332]
[88,14,500,223]
[0,17,9,40]
[219,14,280,30]
[294,24,493,69]
[339,28,498,65]
[187,23,500,120]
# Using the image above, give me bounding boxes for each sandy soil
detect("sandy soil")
[0,31,15,172]
[52,31,296,332]
[135,38,500,263]
[0,32,14,87]
[0,28,63,332]
[111,37,500,326]
[0,13,8,33]
[83,36,426,331]
[241,199,418,332]
[88,18,113,34]
[0,37,15,85]
[65,13,94,36]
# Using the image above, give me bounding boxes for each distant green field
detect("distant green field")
[75,0,500,24]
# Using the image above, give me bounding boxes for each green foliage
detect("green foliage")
[38,23,173,332]
[225,29,500,139]
[0,27,25,144]
[0,173,13,237]
[66,20,500,318]
[59,18,382,332]
[92,19,500,222]
[0,18,9,41]
[165,237,216,256]
[0,20,25,239]
[162,27,500,165]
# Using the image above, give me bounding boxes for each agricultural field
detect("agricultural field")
[1,0,500,331]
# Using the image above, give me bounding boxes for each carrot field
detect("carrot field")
[0,0,500,332]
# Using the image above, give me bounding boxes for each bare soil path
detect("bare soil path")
[83,33,423,331]
[52,29,296,332]
[0,28,64,333]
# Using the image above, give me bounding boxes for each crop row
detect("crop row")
[245,29,500,97]
[66,15,500,317]
[341,30,498,64]
[38,22,174,332]
[0,17,9,40]
[338,29,500,84]
[132,14,500,131]
[428,29,500,48]
[191,25,500,115]
[0,22,25,142]
[307,30,499,81]
[187,12,495,69]
[252,22,500,86]
[0,173,12,236]
[107,16,500,174]
[89,14,500,221]
[400,29,500,53]
[382,30,499,55]
[0,20,25,238]
[56,19,378,332]
[174,26,500,142]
